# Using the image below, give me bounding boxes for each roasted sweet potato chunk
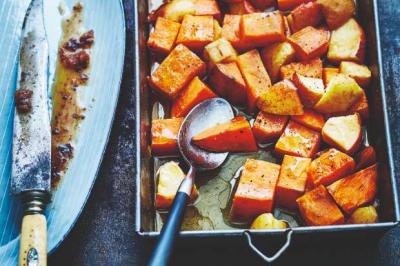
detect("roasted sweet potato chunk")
[288,26,330,61]
[275,121,321,158]
[328,164,378,214]
[287,2,322,32]
[208,62,247,105]
[308,148,355,186]
[327,18,366,64]
[171,77,217,117]
[237,49,272,113]
[192,116,258,152]
[231,159,281,221]
[257,80,304,115]
[194,0,222,21]
[222,0,246,3]
[151,118,184,156]
[252,112,289,143]
[156,161,198,209]
[277,0,314,11]
[260,42,296,82]
[276,155,311,209]
[176,15,215,51]
[240,12,286,47]
[283,15,292,37]
[228,0,258,15]
[297,185,345,226]
[322,113,362,155]
[221,14,250,51]
[248,0,275,10]
[147,17,181,55]
[339,61,372,87]
[292,73,324,108]
[322,67,339,86]
[292,108,325,131]
[280,58,323,80]
[355,146,376,171]
[317,0,355,29]
[149,44,206,99]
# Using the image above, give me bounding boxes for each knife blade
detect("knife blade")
[11,0,51,195]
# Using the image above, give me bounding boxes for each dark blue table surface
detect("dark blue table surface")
[49,0,400,265]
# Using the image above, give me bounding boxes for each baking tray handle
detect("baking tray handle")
[244,229,293,263]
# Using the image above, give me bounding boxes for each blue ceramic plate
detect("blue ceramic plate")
[0,0,125,264]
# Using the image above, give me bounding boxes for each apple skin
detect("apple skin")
[322,113,362,155]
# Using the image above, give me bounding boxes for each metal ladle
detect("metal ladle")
[148,98,234,266]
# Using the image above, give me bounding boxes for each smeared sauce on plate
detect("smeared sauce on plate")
[51,3,94,186]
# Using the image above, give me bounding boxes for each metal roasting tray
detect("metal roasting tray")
[134,0,400,261]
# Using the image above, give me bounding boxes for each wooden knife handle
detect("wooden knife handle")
[19,213,47,266]
[18,191,50,266]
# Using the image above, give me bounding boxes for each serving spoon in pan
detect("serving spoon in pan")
[148,98,234,266]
